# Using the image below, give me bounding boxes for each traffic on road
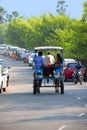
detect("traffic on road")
[0,53,87,130]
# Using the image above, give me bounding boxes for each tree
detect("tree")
[82,1,87,22]
[6,13,13,23]
[56,0,68,15]
[12,11,19,18]
[0,6,6,23]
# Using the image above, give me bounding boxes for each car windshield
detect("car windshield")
[67,63,77,68]
[30,53,37,58]
[31,54,35,58]
[0,61,7,68]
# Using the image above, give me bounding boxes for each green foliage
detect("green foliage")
[0,13,87,64]
[0,0,87,66]
[0,24,7,44]
[82,1,87,22]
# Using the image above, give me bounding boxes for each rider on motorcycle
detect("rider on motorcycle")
[74,60,83,84]
[76,61,83,70]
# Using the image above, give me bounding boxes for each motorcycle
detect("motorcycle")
[73,69,83,85]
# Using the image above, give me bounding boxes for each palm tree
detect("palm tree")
[0,6,6,23]
[56,0,68,15]
[12,11,19,18]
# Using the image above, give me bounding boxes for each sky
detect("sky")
[0,0,85,19]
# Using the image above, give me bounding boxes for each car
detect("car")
[0,59,11,87]
[16,48,26,60]
[64,58,77,65]
[0,65,8,93]
[28,53,38,66]
[63,59,87,81]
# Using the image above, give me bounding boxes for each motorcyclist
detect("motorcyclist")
[76,61,83,70]
[74,60,83,84]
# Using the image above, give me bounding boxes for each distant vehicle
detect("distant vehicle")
[63,59,87,81]
[64,58,76,65]
[0,65,8,93]
[0,59,11,87]
[28,53,37,66]
[73,69,83,85]
[0,46,5,55]
[17,48,26,60]
[9,46,19,58]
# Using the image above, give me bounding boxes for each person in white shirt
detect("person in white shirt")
[43,52,55,80]
[45,52,55,66]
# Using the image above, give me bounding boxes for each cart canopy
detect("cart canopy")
[34,46,64,51]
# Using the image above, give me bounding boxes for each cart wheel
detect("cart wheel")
[0,89,1,93]
[36,80,40,93]
[33,80,37,94]
[60,80,64,94]
[84,76,87,82]
[7,81,9,87]
[3,88,6,92]
[55,80,59,93]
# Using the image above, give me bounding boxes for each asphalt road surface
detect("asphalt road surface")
[0,55,87,130]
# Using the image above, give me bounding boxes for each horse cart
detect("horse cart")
[33,46,64,94]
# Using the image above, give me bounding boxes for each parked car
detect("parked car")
[63,59,87,81]
[0,59,11,87]
[0,65,8,93]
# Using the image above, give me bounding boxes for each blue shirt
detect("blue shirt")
[35,56,44,68]
[76,64,83,70]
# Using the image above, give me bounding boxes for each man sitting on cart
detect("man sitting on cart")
[33,51,45,78]
[45,51,55,66]
[43,52,55,77]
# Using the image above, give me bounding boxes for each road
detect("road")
[0,55,87,130]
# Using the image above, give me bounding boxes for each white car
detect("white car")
[0,65,8,93]
[0,59,11,87]
[28,53,38,66]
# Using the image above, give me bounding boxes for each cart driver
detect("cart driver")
[33,51,45,78]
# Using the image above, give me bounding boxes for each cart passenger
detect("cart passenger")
[34,51,45,69]
[43,52,55,77]
[33,51,45,78]
[53,53,63,68]
[47,53,63,76]
[45,52,55,66]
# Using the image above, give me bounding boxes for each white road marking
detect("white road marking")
[57,125,67,130]
[77,96,81,100]
[78,113,85,117]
